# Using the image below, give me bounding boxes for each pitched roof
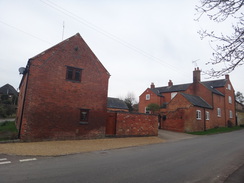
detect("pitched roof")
[151,79,226,97]
[0,84,18,96]
[19,33,110,88]
[201,79,226,96]
[107,97,129,110]
[151,83,191,96]
[181,93,212,109]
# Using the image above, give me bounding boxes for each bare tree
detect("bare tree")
[196,0,244,77]
[124,92,138,112]
[236,91,244,104]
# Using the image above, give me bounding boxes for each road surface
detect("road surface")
[0,130,243,183]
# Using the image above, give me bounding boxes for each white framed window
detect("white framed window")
[217,108,221,117]
[206,111,210,120]
[171,92,177,99]
[196,110,201,120]
[145,107,150,114]
[146,94,150,100]
[229,110,233,118]
[227,84,231,90]
[228,96,232,104]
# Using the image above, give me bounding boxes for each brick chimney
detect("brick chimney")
[193,67,201,83]
[150,82,155,89]
[225,74,229,80]
[168,80,173,86]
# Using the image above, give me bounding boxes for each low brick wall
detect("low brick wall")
[115,112,158,137]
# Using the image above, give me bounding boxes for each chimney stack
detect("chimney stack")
[150,82,155,89]
[168,80,173,86]
[193,67,201,83]
[225,74,229,80]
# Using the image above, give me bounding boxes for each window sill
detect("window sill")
[79,121,88,125]
[66,79,81,83]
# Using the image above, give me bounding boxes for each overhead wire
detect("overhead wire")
[40,0,190,77]
[0,20,53,45]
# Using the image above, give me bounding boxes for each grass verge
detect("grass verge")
[0,121,18,141]
[188,126,244,135]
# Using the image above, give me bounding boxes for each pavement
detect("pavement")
[224,163,244,183]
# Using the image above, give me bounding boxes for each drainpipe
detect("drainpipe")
[18,62,30,139]
[203,108,206,131]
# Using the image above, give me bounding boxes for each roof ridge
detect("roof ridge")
[30,33,81,60]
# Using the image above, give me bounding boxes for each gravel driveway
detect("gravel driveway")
[0,129,197,156]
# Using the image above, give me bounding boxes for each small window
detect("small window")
[196,110,201,120]
[146,94,150,100]
[229,110,233,118]
[206,111,210,120]
[228,96,232,104]
[66,66,82,82]
[162,115,167,121]
[227,84,231,90]
[145,107,150,114]
[217,108,221,117]
[80,109,89,124]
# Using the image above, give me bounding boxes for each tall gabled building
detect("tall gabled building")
[16,33,110,141]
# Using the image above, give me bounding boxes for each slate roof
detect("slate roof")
[107,97,129,110]
[181,93,213,109]
[201,79,226,96]
[0,84,18,96]
[151,83,191,96]
[150,79,226,96]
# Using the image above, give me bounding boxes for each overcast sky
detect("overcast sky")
[0,0,243,101]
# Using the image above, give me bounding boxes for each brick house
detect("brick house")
[0,84,18,99]
[139,67,236,132]
[236,101,244,126]
[16,33,110,141]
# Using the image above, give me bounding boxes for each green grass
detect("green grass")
[188,126,244,135]
[0,121,18,141]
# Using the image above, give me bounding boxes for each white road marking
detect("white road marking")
[0,161,11,165]
[19,158,37,162]
[0,158,7,161]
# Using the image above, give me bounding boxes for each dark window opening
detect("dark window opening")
[80,109,89,124]
[66,66,82,82]
[162,115,166,121]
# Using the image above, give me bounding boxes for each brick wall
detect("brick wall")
[17,34,110,141]
[108,112,158,137]
[161,109,185,132]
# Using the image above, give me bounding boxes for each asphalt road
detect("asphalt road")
[0,130,243,183]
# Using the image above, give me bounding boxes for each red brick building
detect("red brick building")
[16,33,110,141]
[139,67,236,132]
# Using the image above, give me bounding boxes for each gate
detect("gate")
[106,112,117,136]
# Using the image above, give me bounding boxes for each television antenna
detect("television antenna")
[192,59,200,68]
[62,21,65,40]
